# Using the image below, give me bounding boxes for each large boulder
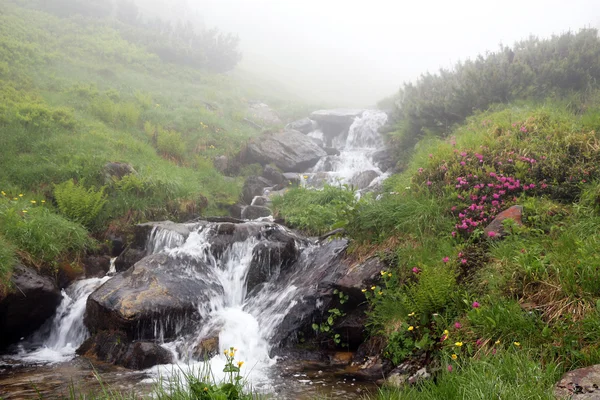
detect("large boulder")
[247,239,300,293]
[351,170,380,190]
[370,148,395,172]
[0,265,62,349]
[77,331,173,369]
[262,165,285,185]
[247,103,282,126]
[85,253,219,340]
[286,118,315,134]
[310,109,364,126]
[245,130,327,172]
[241,205,272,220]
[242,176,273,205]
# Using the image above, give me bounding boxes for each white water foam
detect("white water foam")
[17,277,109,363]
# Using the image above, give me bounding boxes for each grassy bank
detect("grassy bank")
[274,101,600,397]
[0,0,310,290]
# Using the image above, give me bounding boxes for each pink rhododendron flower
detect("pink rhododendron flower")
[472,301,480,308]
[487,231,497,238]
[454,322,462,329]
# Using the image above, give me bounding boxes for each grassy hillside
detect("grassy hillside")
[0,0,309,291]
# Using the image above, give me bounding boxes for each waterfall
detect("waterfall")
[308,110,388,189]
[17,277,109,363]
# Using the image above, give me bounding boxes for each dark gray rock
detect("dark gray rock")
[370,148,395,172]
[242,205,272,220]
[310,109,364,126]
[114,247,145,273]
[242,176,273,205]
[77,331,173,370]
[251,196,268,206]
[262,165,285,185]
[282,173,301,186]
[213,155,228,173]
[83,255,111,278]
[323,147,341,156]
[245,130,327,172]
[85,253,217,340]
[247,102,282,126]
[310,137,325,148]
[287,117,315,134]
[351,170,380,190]
[0,265,61,349]
[104,162,136,183]
[247,239,299,293]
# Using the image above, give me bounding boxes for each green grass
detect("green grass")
[0,0,314,290]
[378,350,559,400]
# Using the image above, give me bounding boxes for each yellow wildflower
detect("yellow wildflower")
[378,291,383,295]
[380,270,386,276]
[371,286,376,290]
[408,326,414,331]
[224,349,228,355]
[361,288,367,293]
[451,354,458,360]
[408,312,415,317]
[19,194,23,197]
[455,342,463,347]
[22,210,28,213]
[31,200,36,204]
[513,342,520,347]
[443,330,449,336]
[237,361,244,368]
[1,191,5,196]
[13,198,18,200]
[203,387,208,392]
[388,272,392,277]
[41,200,46,203]
[495,340,501,345]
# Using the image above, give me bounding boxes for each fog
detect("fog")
[141,0,600,107]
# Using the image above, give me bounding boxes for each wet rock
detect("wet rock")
[114,247,145,273]
[104,162,136,183]
[351,170,379,190]
[194,336,220,360]
[83,255,111,278]
[247,102,282,126]
[0,265,61,350]
[555,364,600,399]
[251,196,269,206]
[354,355,393,381]
[370,148,395,172]
[77,331,173,370]
[310,137,325,148]
[242,205,272,220]
[213,155,228,173]
[242,176,273,205]
[245,130,327,172]
[107,234,125,257]
[323,147,341,156]
[334,257,386,302]
[408,367,431,384]
[271,239,350,346]
[484,205,523,237]
[282,173,301,186]
[287,117,315,134]
[85,253,216,340]
[247,240,299,292]
[228,203,244,219]
[310,109,364,126]
[262,165,285,185]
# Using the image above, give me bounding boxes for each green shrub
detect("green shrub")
[272,185,357,236]
[0,234,16,292]
[156,128,186,161]
[54,179,107,229]
[379,350,559,400]
[0,199,92,268]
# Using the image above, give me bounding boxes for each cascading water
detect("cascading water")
[16,277,109,363]
[145,223,310,392]
[306,110,388,190]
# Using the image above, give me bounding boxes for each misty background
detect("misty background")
[135,0,600,107]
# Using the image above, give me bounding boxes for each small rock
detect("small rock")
[104,162,136,183]
[262,165,285,185]
[287,117,315,134]
[351,170,379,190]
[83,255,111,278]
[242,205,272,220]
[408,367,431,384]
[213,155,228,173]
[484,205,523,237]
[242,176,273,205]
[555,364,600,399]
